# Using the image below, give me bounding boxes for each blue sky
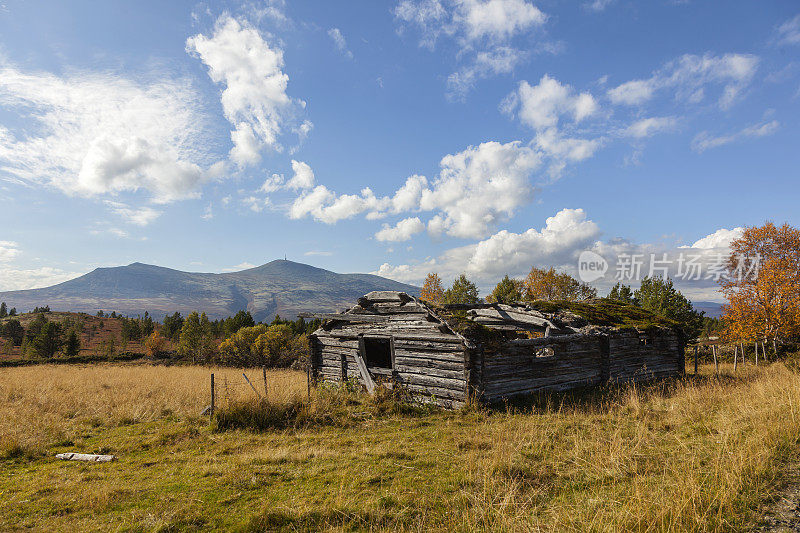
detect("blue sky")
[0,0,798,301]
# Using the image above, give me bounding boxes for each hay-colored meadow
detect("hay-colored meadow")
[2,361,800,531]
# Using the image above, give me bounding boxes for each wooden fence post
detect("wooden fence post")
[712,345,718,374]
[755,341,759,366]
[262,366,268,399]
[733,344,738,372]
[210,373,215,416]
[741,342,745,365]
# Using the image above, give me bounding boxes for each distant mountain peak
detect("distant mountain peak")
[0,259,419,322]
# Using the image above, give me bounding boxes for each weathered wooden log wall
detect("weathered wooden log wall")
[309,292,469,407]
[309,292,685,408]
[607,330,684,383]
[480,334,605,401]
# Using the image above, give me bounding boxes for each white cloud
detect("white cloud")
[691,120,779,153]
[328,28,354,59]
[607,79,654,105]
[242,195,269,213]
[584,0,613,12]
[0,266,81,291]
[607,53,759,109]
[105,201,161,226]
[222,261,257,272]
[286,160,315,190]
[0,65,213,202]
[304,250,333,257]
[289,140,539,238]
[623,116,678,138]
[202,203,214,220]
[504,75,599,130]
[447,46,525,100]
[395,0,547,97]
[0,241,20,262]
[375,217,426,242]
[187,15,307,167]
[774,14,800,46]
[687,227,744,249]
[418,141,540,237]
[375,207,600,283]
[260,173,285,193]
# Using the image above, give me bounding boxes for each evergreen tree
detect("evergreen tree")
[64,330,81,357]
[0,319,24,345]
[31,322,62,358]
[444,274,481,305]
[0,302,6,318]
[25,313,48,343]
[608,282,638,305]
[163,312,184,341]
[487,275,524,304]
[8,307,16,317]
[634,276,704,340]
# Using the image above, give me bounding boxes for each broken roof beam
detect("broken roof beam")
[297,312,390,323]
[360,291,412,304]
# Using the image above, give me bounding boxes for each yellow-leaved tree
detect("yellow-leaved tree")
[420,272,445,305]
[721,222,800,353]
[523,267,596,302]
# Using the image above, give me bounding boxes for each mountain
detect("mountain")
[693,301,723,318]
[0,260,420,322]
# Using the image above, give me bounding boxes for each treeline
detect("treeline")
[421,266,597,306]
[421,268,705,340]
[144,310,321,368]
[0,313,82,359]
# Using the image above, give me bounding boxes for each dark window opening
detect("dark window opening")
[639,337,650,346]
[363,337,392,369]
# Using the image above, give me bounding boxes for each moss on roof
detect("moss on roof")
[526,298,681,331]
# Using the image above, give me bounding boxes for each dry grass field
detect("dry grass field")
[2,362,800,531]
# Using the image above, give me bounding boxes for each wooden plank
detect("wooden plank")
[299,313,390,323]
[355,337,375,394]
[362,291,412,303]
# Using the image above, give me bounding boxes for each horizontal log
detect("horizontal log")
[299,313,390,323]
[362,291,412,303]
[396,373,466,391]
[392,356,464,372]
[394,364,466,381]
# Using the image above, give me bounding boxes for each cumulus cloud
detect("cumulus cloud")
[503,75,600,178]
[328,28,354,59]
[623,116,678,138]
[375,207,600,283]
[607,53,759,109]
[395,0,548,97]
[0,65,214,202]
[375,217,426,242]
[286,160,315,190]
[187,15,307,167]
[289,141,539,238]
[504,75,598,130]
[691,120,779,153]
[687,227,744,249]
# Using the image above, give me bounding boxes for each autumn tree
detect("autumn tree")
[721,222,800,351]
[218,324,268,366]
[486,275,524,304]
[523,267,597,302]
[144,330,169,358]
[444,274,481,305]
[253,324,309,368]
[420,273,445,305]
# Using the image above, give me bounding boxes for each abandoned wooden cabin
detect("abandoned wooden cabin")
[301,291,686,408]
